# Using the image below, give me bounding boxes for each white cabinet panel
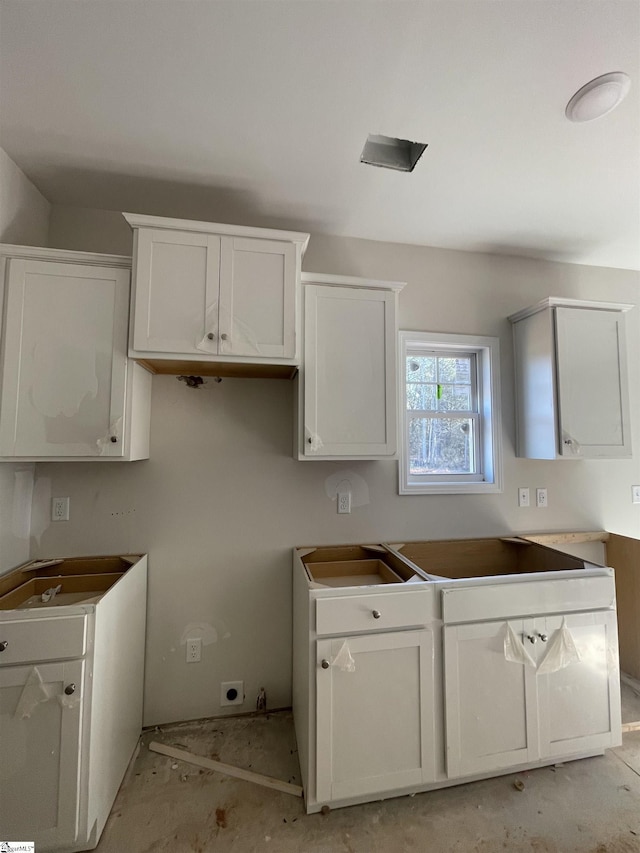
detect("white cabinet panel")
[315,630,434,802]
[444,620,538,777]
[537,611,621,758]
[0,659,84,848]
[510,299,632,459]
[301,281,400,459]
[132,228,220,354]
[0,252,150,460]
[555,308,631,457]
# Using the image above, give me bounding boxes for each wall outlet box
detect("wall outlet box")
[221,680,244,706]
[337,491,351,514]
[186,638,202,663]
[51,497,70,521]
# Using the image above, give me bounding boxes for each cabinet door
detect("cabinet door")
[132,228,221,354]
[536,611,621,758]
[0,659,84,848]
[316,630,434,803]
[304,285,397,457]
[0,260,129,457]
[219,237,296,358]
[444,620,538,778]
[555,307,631,457]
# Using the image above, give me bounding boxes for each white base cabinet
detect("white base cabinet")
[0,554,147,851]
[509,298,632,459]
[0,245,151,461]
[293,539,622,814]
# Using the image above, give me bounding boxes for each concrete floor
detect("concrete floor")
[94,710,640,853]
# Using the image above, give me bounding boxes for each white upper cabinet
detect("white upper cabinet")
[0,246,151,461]
[124,214,309,377]
[298,274,404,460]
[509,298,633,459]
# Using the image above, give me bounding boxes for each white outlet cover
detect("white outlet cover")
[632,486,640,504]
[220,681,244,706]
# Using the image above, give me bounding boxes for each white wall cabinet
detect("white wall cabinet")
[0,554,147,852]
[509,298,632,459]
[315,629,434,802]
[0,246,151,461]
[298,274,404,460]
[124,214,309,378]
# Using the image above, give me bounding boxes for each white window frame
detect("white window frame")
[399,331,503,495]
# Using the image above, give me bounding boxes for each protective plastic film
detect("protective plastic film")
[331,640,356,673]
[537,618,582,675]
[503,622,536,668]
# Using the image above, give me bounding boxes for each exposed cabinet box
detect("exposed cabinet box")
[509,298,633,459]
[297,273,404,460]
[123,213,309,378]
[0,245,151,461]
[292,536,623,814]
[0,554,147,852]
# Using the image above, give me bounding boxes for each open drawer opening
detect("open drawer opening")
[299,545,426,587]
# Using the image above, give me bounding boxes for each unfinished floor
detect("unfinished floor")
[94,698,640,853]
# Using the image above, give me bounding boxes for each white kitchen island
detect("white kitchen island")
[292,537,622,814]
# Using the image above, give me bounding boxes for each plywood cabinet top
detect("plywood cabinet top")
[122,212,310,253]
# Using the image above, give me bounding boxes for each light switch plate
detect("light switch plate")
[632,485,640,504]
[518,487,530,508]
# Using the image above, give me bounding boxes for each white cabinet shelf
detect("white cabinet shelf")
[509,298,633,459]
[124,213,309,379]
[0,245,151,461]
[297,273,404,460]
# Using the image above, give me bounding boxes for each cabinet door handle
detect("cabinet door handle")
[110,436,118,443]
[372,610,382,619]
[220,333,228,341]
[538,633,548,642]
[526,634,537,644]
[207,332,215,340]
[64,683,76,695]
[321,659,330,669]
[0,640,8,652]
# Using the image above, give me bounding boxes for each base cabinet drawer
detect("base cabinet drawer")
[315,590,430,636]
[0,615,87,664]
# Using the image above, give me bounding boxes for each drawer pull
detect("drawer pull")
[0,641,8,652]
[321,659,330,669]
[372,610,382,619]
[64,683,76,695]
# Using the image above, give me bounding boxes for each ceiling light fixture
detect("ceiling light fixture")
[565,72,631,122]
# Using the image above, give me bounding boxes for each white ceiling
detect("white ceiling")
[1,0,639,270]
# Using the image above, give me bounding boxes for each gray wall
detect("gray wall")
[36,205,640,726]
[0,148,51,569]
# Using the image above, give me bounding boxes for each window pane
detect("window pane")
[408,417,475,474]
[406,356,436,382]
[437,384,472,412]
[406,382,437,410]
[436,356,472,384]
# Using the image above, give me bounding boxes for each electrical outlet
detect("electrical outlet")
[186,638,202,663]
[337,491,351,514]
[221,680,244,706]
[536,488,548,508]
[632,485,640,504]
[518,488,530,508]
[51,497,70,521]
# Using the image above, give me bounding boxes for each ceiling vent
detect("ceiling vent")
[360,134,428,172]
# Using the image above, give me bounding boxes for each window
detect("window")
[399,331,502,494]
